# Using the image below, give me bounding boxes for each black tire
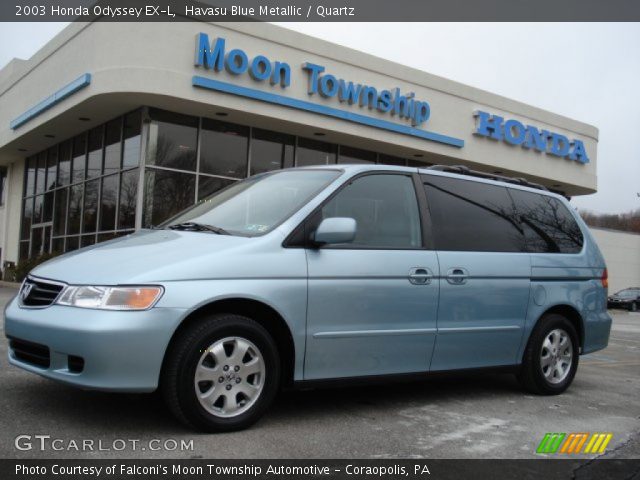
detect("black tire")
[518,313,579,395]
[161,313,280,432]
[630,302,638,312]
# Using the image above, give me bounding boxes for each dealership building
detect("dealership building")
[0,21,637,290]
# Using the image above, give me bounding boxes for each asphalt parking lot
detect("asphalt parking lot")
[0,285,638,459]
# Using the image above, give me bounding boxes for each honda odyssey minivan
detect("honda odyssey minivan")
[4,164,612,432]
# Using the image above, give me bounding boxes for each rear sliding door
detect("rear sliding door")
[421,174,531,370]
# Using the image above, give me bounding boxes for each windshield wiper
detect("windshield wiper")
[167,222,230,235]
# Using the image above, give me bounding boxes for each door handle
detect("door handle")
[409,267,433,285]
[446,268,469,285]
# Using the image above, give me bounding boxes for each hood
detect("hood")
[31,229,261,284]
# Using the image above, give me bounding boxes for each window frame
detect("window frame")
[284,170,433,251]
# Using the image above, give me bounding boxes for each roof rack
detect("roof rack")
[425,165,549,192]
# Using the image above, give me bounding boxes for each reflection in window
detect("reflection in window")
[35,153,46,194]
[104,118,122,174]
[53,188,68,236]
[146,109,198,172]
[296,138,336,166]
[123,111,141,168]
[46,147,58,190]
[67,184,83,235]
[100,174,118,231]
[379,154,407,166]
[198,176,235,201]
[72,134,86,183]
[21,198,32,240]
[118,168,138,230]
[143,168,195,227]
[424,176,525,252]
[43,191,54,223]
[250,128,294,175]
[200,119,249,178]
[25,157,36,196]
[83,179,99,233]
[338,146,376,164]
[87,126,103,179]
[33,195,43,225]
[58,141,72,186]
[509,189,583,254]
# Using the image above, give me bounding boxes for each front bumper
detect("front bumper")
[4,297,186,392]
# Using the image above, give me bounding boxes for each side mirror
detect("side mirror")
[313,217,357,246]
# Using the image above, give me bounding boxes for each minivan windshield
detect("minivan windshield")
[163,169,341,236]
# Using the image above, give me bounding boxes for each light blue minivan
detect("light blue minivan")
[4,165,612,431]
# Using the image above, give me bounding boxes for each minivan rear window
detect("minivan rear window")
[508,188,583,253]
[423,175,525,252]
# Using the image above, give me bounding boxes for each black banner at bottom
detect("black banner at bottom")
[2,459,640,480]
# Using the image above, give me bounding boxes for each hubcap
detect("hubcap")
[540,328,573,384]
[194,337,265,418]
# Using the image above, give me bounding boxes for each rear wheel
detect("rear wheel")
[162,313,280,432]
[518,314,579,395]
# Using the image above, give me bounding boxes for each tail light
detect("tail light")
[601,268,608,292]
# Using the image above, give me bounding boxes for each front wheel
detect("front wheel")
[518,314,579,395]
[161,313,280,432]
[630,302,638,312]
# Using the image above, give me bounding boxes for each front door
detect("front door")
[304,173,439,380]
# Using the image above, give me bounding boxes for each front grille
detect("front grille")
[19,276,64,307]
[9,337,50,368]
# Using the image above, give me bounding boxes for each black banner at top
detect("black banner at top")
[3,0,640,22]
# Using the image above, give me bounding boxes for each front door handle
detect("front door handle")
[409,267,433,285]
[446,267,469,285]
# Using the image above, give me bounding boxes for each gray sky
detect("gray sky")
[1,22,638,214]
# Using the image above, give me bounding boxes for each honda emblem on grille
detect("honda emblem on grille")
[20,282,33,301]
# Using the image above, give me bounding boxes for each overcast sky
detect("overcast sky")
[1,22,638,214]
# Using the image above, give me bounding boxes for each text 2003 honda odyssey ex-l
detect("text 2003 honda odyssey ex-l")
[5,165,612,432]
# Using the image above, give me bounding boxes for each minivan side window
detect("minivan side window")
[508,188,584,254]
[422,175,525,252]
[319,174,422,248]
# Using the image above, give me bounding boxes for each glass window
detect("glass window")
[35,152,46,194]
[24,156,36,196]
[509,188,584,254]
[81,235,96,247]
[423,175,525,252]
[66,236,79,252]
[249,128,294,176]
[146,109,198,172]
[198,176,236,201]
[83,179,99,233]
[379,154,406,166]
[87,126,103,179]
[67,184,83,235]
[100,174,118,231]
[123,110,141,169]
[200,118,248,178]
[31,227,43,256]
[33,195,43,225]
[58,140,72,186]
[43,226,51,254]
[46,147,58,191]
[52,237,64,254]
[43,190,54,223]
[104,118,122,174]
[71,134,87,184]
[143,168,196,227]
[166,170,341,236]
[19,241,29,260]
[296,138,336,166]
[53,188,68,236]
[318,174,422,248]
[118,168,138,229]
[21,198,33,240]
[338,146,377,164]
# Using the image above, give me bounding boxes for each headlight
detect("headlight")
[56,286,163,310]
